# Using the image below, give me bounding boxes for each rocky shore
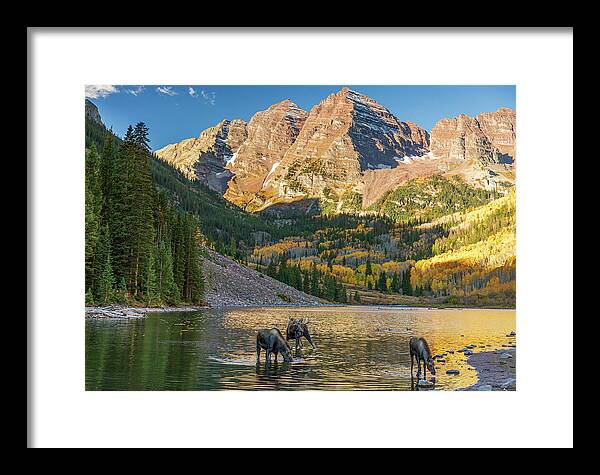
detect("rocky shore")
[85,247,321,319]
[461,348,516,391]
[85,305,208,319]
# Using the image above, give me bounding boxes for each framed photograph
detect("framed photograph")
[28,27,573,448]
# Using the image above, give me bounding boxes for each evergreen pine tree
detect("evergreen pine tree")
[116,277,128,303]
[172,214,186,296]
[99,132,116,222]
[141,250,158,305]
[391,272,400,293]
[302,270,311,294]
[128,122,157,296]
[377,271,387,292]
[310,265,320,297]
[402,267,412,296]
[266,259,276,277]
[109,126,135,286]
[182,215,204,303]
[93,224,114,303]
[155,240,179,304]
[85,145,102,292]
[85,288,95,306]
[365,258,372,284]
[92,225,115,305]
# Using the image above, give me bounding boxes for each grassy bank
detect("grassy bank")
[345,286,515,309]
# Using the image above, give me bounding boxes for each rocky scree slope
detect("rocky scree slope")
[202,248,320,307]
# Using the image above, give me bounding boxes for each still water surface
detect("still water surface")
[85,306,515,391]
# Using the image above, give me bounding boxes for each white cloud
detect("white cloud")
[125,85,145,96]
[200,89,216,105]
[156,86,178,96]
[85,85,119,99]
[187,86,215,105]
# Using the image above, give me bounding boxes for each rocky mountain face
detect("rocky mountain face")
[430,108,516,164]
[476,108,516,160]
[154,88,515,212]
[429,108,516,190]
[154,119,247,194]
[85,99,102,124]
[224,100,308,210]
[260,88,431,210]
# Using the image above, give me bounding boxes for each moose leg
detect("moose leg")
[416,356,422,379]
[423,361,427,381]
[410,354,414,377]
[274,352,278,363]
[265,349,271,367]
[256,345,261,363]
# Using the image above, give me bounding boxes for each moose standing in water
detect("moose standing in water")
[256,328,293,367]
[409,336,436,381]
[286,317,316,352]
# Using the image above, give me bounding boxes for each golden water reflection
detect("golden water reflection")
[85,306,516,391]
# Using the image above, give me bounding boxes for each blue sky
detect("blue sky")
[86,85,516,152]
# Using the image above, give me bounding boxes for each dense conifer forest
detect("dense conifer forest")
[85,122,203,306]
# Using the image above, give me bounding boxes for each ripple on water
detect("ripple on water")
[85,306,516,391]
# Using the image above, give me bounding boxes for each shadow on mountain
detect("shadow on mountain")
[259,198,322,218]
[497,153,514,164]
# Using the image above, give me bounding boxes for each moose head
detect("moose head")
[426,355,436,375]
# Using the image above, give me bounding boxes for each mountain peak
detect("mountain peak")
[335,87,368,102]
[429,108,516,189]
[85,99,102,124]
[153,89,515,213]
[267,99,306,118]
[276,98,295,106]
[258,86,431,210]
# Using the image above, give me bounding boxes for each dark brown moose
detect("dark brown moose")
[286,317,316,351]
[256,328,293,366]
[409,336,436,381]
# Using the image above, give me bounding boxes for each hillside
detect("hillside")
[369,175,499,224]
[152,134,515,306]
[202,248,319,307]
[411,190,516,306]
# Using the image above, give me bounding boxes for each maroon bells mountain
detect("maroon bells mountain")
[223,99,308,210]
[154,88,515,212]
[429,108,516,192]
[154,119,247,194]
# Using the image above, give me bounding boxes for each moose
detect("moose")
[256,328,293,366]
[409,336,436,381]
[286,317,316,352]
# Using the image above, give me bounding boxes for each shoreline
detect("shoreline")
[85,302,515,319]
[85,305,208,319]
[460,348,516,391]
